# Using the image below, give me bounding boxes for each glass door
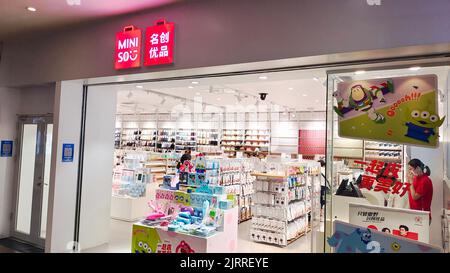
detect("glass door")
[11,115,53,248]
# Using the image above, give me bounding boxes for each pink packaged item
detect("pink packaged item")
[146,201,166,220]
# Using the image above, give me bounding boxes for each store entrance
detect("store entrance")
[11,115,53,248]
[77,68,330,253]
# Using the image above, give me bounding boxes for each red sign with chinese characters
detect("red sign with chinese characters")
[115,26,142,70]
[144,19,175,66]
[355,160,409,197]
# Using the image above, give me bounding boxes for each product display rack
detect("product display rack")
[175,128,197,152]
[221,129,245,156]
[156,128,176,152]
[217,158,256,223]
[197,129,221,154]
[249,162,319,247]
[115,128,121,149]
[144,158,167,182]
[116,126,158,151]
[243,129,270,156]
[120,128,141,148]
[139,128,157,150]
[363,140,405,180]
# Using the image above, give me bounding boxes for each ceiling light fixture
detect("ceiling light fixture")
[26,6,37,12]
[258,76,268,80]
[66,0,81,6]
[409,66,421,71]
[188,86,194,89]
[302,94,307,97]
[355,70,366,75]
[313,77,319,82]
[216,97,221,101]
[288,87,294,90]
[191,81,199,84]
[195,92,201,96]
[136,85,143,89]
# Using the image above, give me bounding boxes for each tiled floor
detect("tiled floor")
[83,218,312,253]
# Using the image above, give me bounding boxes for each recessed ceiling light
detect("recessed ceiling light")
[188,86,194,89]
[195,92,200,96]
[258,76,268,80]
[288,87,294,90]
[136,85,143,89]
[291,113,296,118]
[313,77,319,82]
[355,70,366,75]
[26,6,37,12]
[191,81,199,84]
[216,97,221,101]
[409,66,421,71]
[66,0,81,5]
[302,94,307,97]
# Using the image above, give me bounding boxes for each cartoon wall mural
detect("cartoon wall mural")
[333,74,445,147]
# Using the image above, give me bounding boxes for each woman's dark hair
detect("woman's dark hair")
[318,160,326,167]
[408,159,431,176]
[382,228,390,233]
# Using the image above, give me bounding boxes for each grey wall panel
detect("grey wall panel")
[1,0,450,86]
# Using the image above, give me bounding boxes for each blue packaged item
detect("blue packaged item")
[219,200,233,210]
[188,173,196,186]
[176,216,191,225]
[179,212,191,219]
[196,173,206,185]
[213,186,225,195]
[168,224,178,231]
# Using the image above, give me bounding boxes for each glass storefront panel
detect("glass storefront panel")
[325,65,450,252]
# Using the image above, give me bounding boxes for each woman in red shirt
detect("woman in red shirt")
[407,159,433,223]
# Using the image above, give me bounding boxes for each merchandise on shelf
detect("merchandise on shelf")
[112,154,152,198]
[249,161,320,246]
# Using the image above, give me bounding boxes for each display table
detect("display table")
[132,206,238,253]
[110,195,150,222]
[110,184,155,221]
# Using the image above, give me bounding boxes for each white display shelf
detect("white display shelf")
[110,184,152,222]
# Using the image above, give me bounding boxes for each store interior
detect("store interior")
[80,68,326,253]
[77,64,450,253]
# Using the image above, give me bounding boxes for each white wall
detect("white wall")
[46,81,82,252]
[79,86,117,250]
[0,87,20,238]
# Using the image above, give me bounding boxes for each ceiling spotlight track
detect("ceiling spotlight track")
[139,87,226,111]
[221,84,295,112]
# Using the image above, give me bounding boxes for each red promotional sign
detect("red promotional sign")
[115,25,142,70]
[144,19,175,66]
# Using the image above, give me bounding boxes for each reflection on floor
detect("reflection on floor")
[0,238,44,253]
[83,218,312,253]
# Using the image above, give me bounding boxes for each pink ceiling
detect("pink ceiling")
[0,0,180,40]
